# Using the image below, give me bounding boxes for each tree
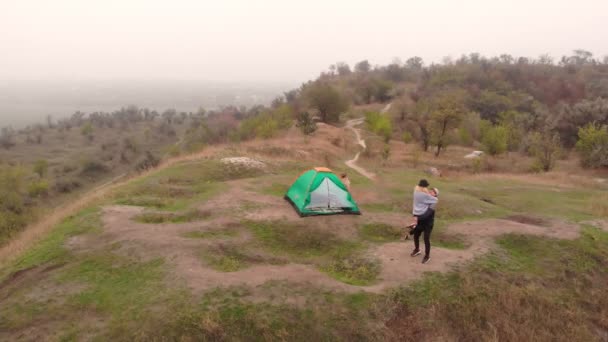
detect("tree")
[407,100,433,151]
[405,56,424,70]
[335,62,351,76]
[33,160,49,178]
[305,83,349,123]
[481,124,508,156]
[550,98,608,148]
[530,131,562,172]
[576,123,608,168]
[162,109,177,124]
[373,78,393,102]
[365,112,392,143]
[355,60,371,73]
[428,90,468,156]
[46,115,54,129]
[0,127,16,149]
[81,123,94,142]
[296,112,317,135]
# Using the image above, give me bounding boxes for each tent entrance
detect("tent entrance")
[305,178,351,211]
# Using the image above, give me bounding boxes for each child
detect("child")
[340,173,351,191]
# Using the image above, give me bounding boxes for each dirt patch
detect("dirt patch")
[582,220,608,232]
[506,214,551,227]
[0,264,66,300]
[92,202,584,296]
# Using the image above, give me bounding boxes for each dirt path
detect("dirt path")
[344,103,392,180]
[345,118,376,180]
[91,205,580,294]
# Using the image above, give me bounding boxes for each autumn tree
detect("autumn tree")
[428,89,467,156]
[305,83,349,123]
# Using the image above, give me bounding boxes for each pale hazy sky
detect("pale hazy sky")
[1,0,607,83]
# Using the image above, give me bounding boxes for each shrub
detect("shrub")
[136,151,161,172]
[81,123,94,141]
[80,160,109,177]
[0,166,27,242]
[575,123,608,168]
[295,112,317,135]
[365,112,392,143]
[54,179,82,193]
[530,132,562,172]
[33,159,49,178]
[481,124,508,156]
[458,127,473,146]
[381,144,391,164]
[27,180,49,198]
[402,131,413,144]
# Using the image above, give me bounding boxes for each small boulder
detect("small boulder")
[426,167,441,177]
[464,150,484,159]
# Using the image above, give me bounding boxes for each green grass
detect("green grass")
[246,220,362,260]
[113,159,263,211]
[2,207,101,278]
[182,228,239,239]
[322,256,381,286]
[359,223,403,242]
[387,226,608,341]
[259,182,288,197]
[134,209,211,224]
[132,287,385,341]
[245,221,382,284]
[59,254,165,317]
[201,244,254,272]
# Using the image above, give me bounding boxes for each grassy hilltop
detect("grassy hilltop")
[1,52,608,340]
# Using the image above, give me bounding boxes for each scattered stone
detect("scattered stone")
[464,150,484,159]
[426,167,441,177]
[220,157,266,169]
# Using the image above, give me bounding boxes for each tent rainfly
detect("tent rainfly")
[284,167,361,217]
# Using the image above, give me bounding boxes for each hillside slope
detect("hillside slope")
[1,123,608,341]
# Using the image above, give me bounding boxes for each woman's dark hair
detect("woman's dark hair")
[418,179,430,187]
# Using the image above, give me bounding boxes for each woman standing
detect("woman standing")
[410,179,438,264]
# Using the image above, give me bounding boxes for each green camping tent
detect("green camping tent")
[284,167,361,217]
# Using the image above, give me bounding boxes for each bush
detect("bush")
[481,124,508,156]
[402,131,413,144]
[365,112,392,143]
[27,180,49,198]
[54,179,82,193]
[136,151,161,172]
[296,112,317,135]
[530,132,562,172]
[576,123,608,168]
[0,166,27,242]
[381,144,391,164]
[80,160,109,177]
[33,159,49,178]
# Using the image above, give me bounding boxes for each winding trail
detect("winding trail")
[344,102,391,180]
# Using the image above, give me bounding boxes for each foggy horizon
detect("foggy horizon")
[2,0,607,83]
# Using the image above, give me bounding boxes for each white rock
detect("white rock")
[220,157,266,169]
[464,150,484,159]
